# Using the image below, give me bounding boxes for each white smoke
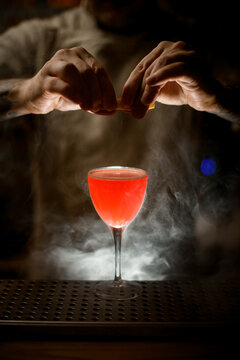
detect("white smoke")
[25,108,240,281]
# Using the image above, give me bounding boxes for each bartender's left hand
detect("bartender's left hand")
[120,41,220,119]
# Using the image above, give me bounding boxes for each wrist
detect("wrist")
[0,92,13,121]
[0,79,31,120]
[211,83,240,123]
[7,79,32,116]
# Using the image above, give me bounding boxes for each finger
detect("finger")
[44,75,81,109]
[131,102,149,119]
[46,59,81,85]
[46,60,92,110]
[73,47,104,110]
[75,47,117,112]
[126,70,154,117]
[96,67,117,112]
[48,51,104,111]
[91,109,116,116]
[124,46,192,113]
[72,58,103,112]
[134,44,195,106]
[121,65,145,109]
[146,62,194,87]
[130,63,157,111]
[129,82,150,119]
[144,48,197,81]
[141,84,160,106]
[45,75,100,112]
[55,97,80,112]
[121,44,165,108]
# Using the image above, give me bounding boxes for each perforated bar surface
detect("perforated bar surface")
[0,279,239,339]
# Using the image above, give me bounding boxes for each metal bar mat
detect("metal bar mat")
[0,279,239,339]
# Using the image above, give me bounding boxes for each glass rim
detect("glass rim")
[88,165,147,175]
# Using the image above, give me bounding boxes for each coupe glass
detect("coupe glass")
[88,166,148,300]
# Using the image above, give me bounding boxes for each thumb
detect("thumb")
[141,84,159,106]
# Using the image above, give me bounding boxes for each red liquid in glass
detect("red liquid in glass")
[88,167,147,228]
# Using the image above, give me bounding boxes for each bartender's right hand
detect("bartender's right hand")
[8,46,117,116]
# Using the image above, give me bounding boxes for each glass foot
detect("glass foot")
[94,280,142,300]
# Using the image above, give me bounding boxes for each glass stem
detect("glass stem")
[111,227,124,284]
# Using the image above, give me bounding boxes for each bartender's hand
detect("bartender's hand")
[8,46,117,116]
[120,41,221,119]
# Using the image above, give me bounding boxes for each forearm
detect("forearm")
[0,79,31,121]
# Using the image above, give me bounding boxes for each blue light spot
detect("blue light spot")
[201,158,217,176]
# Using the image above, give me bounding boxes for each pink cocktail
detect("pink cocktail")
[88,166,147,300]
[88,167,147,228]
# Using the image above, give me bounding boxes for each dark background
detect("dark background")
[0,0,239,65]
[0,0,81,33]
[0,0,239,277]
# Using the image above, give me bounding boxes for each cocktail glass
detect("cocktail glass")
[88,166,148,300]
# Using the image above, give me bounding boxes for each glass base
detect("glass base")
[94,280,142,300]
